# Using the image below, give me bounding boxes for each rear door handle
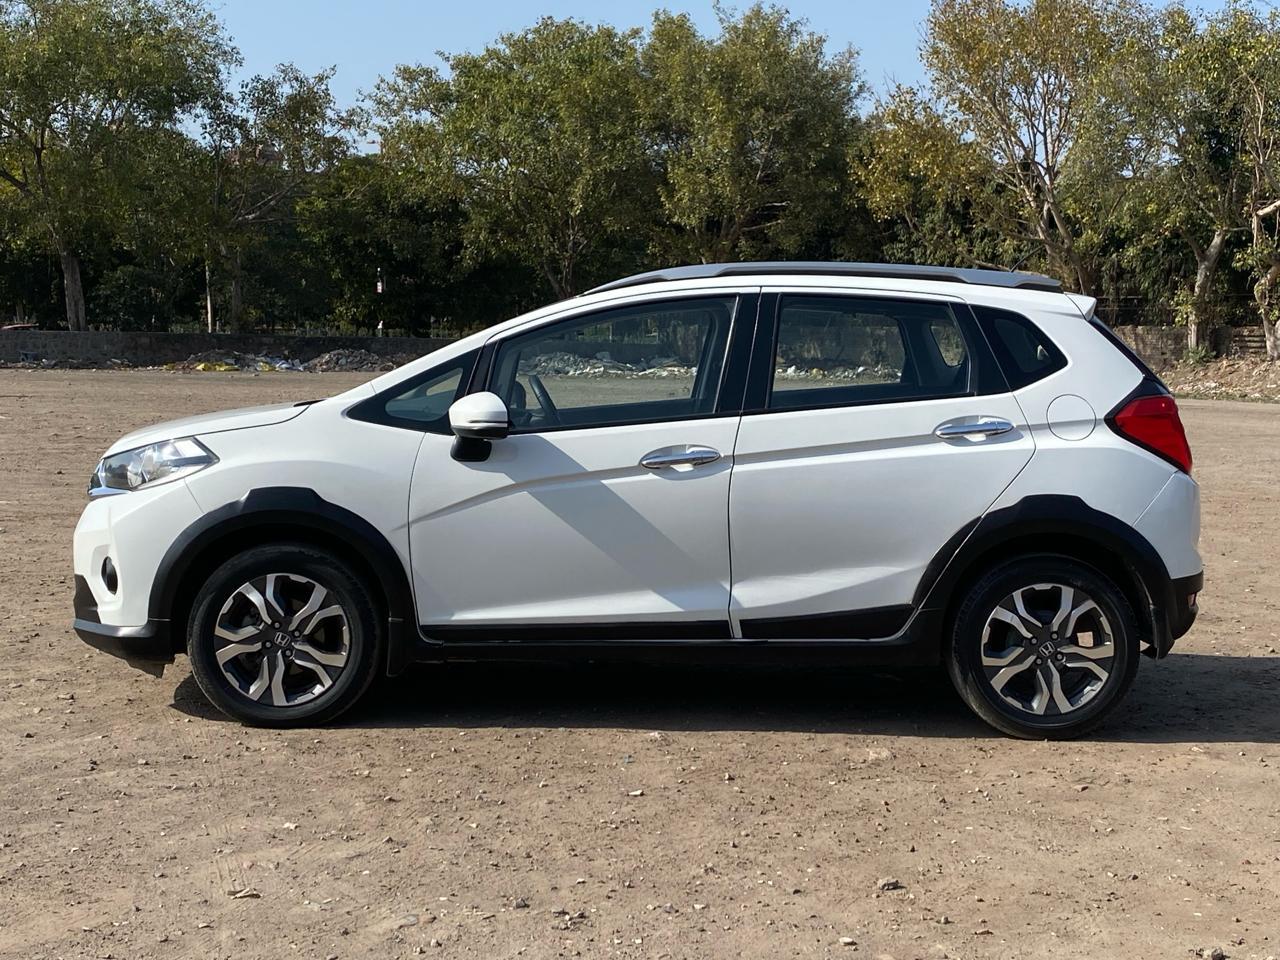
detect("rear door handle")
[640,445,722,469]
[933,417,1015,440]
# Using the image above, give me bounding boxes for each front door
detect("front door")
[728,290,1035,638]
[408,293,751,638]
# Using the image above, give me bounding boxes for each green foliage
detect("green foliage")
[1,0,1279,345]
[296,156,539,335]
[911,0,1146,294]
[642,4,863,263]
[856,86,1016,270]
[0,0,232,328]
[373,18,654,298]
[1183,343,1214,365]
[196,64,364,330]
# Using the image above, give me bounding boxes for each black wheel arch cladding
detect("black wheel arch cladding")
[914,494,1181,658]
[150,487,413,671]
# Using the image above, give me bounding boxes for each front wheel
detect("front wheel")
[947,556,1140,739]
[187,544,383,727]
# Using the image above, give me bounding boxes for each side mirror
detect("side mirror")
[448,391,510,440]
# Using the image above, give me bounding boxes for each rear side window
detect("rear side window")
[972,305,1067,390]
[767,295,972,411]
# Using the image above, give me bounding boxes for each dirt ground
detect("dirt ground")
[1,369,1278,960]
[1159,358,1280,403]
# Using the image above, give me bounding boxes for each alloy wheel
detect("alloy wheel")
[979,582,1115,717]
[211,573,350,708]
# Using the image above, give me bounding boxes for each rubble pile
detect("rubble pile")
[0,356,134,369]
[774,361,900,383]
[304,349,401,372]
[169,350,304,372]
[1159,357,1280,402]
[515,350,903,384]
[519,351,697,379]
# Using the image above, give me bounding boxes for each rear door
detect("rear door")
[728,289,1034,638]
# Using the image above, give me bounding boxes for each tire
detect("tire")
[187,543,383,727]
[946,555,1139,739]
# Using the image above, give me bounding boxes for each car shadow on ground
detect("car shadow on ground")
[171,651,1280,744]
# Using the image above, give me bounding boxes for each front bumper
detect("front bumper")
[73,574,172,673]
[72,480,201,672]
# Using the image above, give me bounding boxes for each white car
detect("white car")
[73,263,1202,738]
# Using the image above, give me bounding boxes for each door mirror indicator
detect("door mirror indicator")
[448,392,510,440]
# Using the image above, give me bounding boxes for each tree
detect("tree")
[0,0,230,330]
[297,155,540,336]
[1220,4,1280,361]
[1125,5,1251,351]
[0,195,57,324]
[641,4,863,264]
[198,65,361,331]
[374,18,654,299]
[857,85,1017,270]
[921,0,1142,295]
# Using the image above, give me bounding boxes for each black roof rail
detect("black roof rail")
[584,261,1063,295]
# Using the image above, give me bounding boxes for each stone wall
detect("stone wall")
[0,330,453,366]
[1109,325,1270,368]
[1215,326,1270,358]
[1110,325,1186,368]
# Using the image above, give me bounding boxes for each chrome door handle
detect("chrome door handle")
[933,417,1015,440]
[639,445,722,469]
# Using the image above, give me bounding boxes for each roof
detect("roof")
[584,261,1063,295]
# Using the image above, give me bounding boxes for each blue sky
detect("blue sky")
[212,0,936,103]
[212,0,1237,107]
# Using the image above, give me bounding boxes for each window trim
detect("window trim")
[744,291,998,415]
[480,293,753,436]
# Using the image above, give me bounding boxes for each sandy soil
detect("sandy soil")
[0,369,1277,960]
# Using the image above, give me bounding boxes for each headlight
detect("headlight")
[90,438,218,494]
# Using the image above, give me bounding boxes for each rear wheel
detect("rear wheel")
[947,556,1139,739]
[187,544,382,727]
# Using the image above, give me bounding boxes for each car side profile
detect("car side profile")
[73,262,1202,738]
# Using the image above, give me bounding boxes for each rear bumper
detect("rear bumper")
[1158,570,1202,654]
[73,574,172,673]
[1146,570,1201,658]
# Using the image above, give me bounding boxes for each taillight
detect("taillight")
[1109,390,1192,473]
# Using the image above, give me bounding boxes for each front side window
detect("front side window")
[490,296,736,431]
[384,364,467,423]
[349,350,477,432]
[768,296,972,410]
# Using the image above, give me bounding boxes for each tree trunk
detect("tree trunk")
[542,261,570,301]
[205,260,215,333]
[1186,228,1229,355]
[14,302,24,324]
[1186,318,1210,354]
[1263,311,1280,361]
[59,249,87,331]
[1071,257,1098,299]
[229,249,245,332]
[1256,261,1280,361]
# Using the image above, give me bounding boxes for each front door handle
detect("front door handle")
[933,417,1015,441]
[640,445,722,470]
